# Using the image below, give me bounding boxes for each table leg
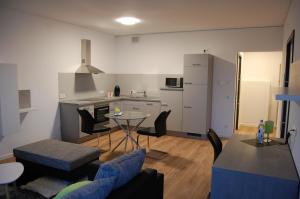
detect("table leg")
[5,184,10,199]
[111,117,145,151]
[112,136,127,152]
[124,136,128,152]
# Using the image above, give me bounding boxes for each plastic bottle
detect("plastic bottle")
[257,120,265,144]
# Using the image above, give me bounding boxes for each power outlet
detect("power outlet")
[290,126,297,135]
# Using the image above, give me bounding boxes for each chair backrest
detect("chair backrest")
[207,128,223,162]
[77,109,95,134]
[154,110,171,135]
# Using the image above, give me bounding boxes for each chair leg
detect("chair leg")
[108,130,112,150]
[147,136,150,149]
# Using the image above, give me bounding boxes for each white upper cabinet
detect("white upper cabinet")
[184,54,211,85]
[0,63,20,138]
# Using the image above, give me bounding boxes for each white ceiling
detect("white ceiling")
[2,0,291,35]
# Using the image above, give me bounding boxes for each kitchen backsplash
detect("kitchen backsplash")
[58,73,182,100]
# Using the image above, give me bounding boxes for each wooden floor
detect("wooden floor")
[236,125,276,138]
[82,131,216,199]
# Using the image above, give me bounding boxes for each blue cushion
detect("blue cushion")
[57,177,116,199]
[95,149,146,189]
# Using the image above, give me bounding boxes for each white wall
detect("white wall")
[115,27,283,137]
[0,8,116,158]
[283,0,300,179]
[239,52,282,126]
[239,80,270,126]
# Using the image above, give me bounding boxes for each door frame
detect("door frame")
[234,54,242,130]
[280,30,295,138]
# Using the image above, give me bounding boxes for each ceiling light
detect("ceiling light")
[115,17,141,26]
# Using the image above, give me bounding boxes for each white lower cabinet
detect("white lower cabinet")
[160,90,183,131]
[121,100,161,127]
[183,85,208,134]
[143,102,161,127]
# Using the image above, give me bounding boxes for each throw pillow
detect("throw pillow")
[54,177,115,199]
[95,149,146,189]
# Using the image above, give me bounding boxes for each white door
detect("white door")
[183,85,207,134]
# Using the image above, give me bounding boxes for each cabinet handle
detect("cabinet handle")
[184,106,192,109]
[146,103,153,105]
[184,82,192,85]
[133,107,140,110]
[192,64,201,66]
[161,104,168,107]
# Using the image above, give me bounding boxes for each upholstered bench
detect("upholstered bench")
[13,139,101,185]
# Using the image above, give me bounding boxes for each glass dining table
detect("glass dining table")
[105,111,150,152]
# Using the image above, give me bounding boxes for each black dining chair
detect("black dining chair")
[77,109,112,149]
[137,110,171,150]
[207,128,223,199]
[207,128,223,162]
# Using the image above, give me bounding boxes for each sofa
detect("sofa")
[9,168,164,199]
[12,139,164,199]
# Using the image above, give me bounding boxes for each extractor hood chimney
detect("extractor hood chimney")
[76,39,104,74]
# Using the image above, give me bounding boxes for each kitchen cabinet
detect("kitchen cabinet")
[122,100,161,127]
[184,54,209,85]
[183,85,208,133]
[61,103,97,143]
[182,54,213,135]
[160,90,183,131]
[0,63,20,138]
[79,105,94,116]
[144,101,161,127]
[78,104,95,138]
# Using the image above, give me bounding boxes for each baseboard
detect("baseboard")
[166,131,206,140]
[239,123,258,128]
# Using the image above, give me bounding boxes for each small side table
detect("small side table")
[0,162,24,199]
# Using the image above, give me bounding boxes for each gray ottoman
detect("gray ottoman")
[13,139,101,185]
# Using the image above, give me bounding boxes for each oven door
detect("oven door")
[94,106,109,123]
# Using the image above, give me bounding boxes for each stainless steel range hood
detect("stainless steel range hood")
[76,39,104,74]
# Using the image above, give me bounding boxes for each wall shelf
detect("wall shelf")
[19,108,35,114]
[19,90,32,111]
[274,87,300,101]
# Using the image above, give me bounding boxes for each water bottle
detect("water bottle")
[257,120,264,144]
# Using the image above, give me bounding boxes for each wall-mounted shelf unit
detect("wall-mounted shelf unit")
[19,90,33,113]
[274,60,300,101]
[274,87,300,101]
[19,108,35,114]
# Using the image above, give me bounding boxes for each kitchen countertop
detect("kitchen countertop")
[59,96,161,106]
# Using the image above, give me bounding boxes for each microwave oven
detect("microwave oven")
[165,78,183,88]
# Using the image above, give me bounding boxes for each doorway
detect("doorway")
[234,51,282,135]
[280,30,295,138]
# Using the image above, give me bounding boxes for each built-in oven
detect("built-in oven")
[94,103,109,124]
